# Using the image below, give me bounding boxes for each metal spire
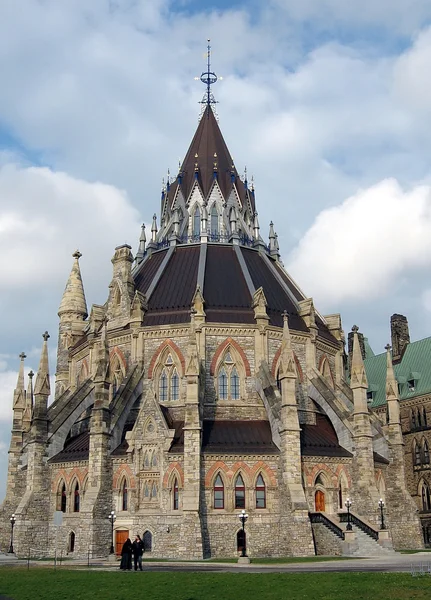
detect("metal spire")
[195,39,220,111]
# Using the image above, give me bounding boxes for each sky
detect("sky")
[1,0,431,500]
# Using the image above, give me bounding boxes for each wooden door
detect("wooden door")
[315,490,325,512]
[115,530,129,556]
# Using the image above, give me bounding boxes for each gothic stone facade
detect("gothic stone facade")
[0,106,423,558]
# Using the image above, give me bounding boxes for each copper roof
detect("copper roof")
[174,105,253,210]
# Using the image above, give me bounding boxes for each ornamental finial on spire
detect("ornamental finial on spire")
[195,39,221,111]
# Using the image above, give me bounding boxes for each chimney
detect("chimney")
[390,314,410,363]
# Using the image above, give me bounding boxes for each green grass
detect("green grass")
[1,569,431,600]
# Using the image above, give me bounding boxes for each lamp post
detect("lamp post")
[8,514,16,554]
[107,510,116,554]
[238,509,248,557]
[378,498,386,530]
[345,498,352,531]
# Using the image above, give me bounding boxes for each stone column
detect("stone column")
[278,312,314,556]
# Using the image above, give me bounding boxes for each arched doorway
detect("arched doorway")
[115,529,129,556]
[237,530,246,554]
[143,530,152,552]
[315,490,325,512]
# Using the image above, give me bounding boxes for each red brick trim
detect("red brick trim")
[271,347,304,383]
[210,338,251,376]
[251,461,277,487]
[163,462,184,489]
[113,464,136,489]
[205,461,231,487]
[109,346,127,372]
[148,340,186,378]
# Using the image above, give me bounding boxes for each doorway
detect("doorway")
[315,489,325,512]
[143,530,152,552]
[115,529,129,556]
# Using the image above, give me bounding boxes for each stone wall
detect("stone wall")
[311,522,342,556]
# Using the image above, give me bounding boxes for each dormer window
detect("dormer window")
[366,391,374,402]
[408,379,415,392]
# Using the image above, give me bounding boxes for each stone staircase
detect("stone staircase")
[350,527,396,557]
[310,511,396,557]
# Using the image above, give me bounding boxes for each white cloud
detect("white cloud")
[287,178,431,305]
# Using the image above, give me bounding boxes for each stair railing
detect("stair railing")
[338,511,379,540]
[309,512,345,540]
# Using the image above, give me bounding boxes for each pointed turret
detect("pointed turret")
[135,223,146,264]
[349,325,379,515]
[253,212,260,241]
[279,311,297,383]
[385,344,402,442]
[56,251,88,398]
[350,325,368,393]
[13,352,26,411]
[34,332,50,397]
[23,370,34,433]
[58,251,88,319]
[151,214,158,242]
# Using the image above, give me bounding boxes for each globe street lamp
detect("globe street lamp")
[8,514,16,554]
[345,498,352,531]
[378,498,386,530]
[107,510,116,554]
[238,509,248,558]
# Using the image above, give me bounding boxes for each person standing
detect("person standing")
[132,535,144,571]
[119,538,133,571]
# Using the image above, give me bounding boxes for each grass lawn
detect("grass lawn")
[1,569,431,600]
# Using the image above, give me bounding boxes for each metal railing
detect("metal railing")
[309,512,345,539]
[338,511,379,540]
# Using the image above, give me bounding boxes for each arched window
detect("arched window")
[418,409,422,428]
[214,474,224,509]
[230,367,240,400]
[122,480,128,511]
[193,206,200,238]
[157,354,181,402]
[171,369,179,401]
[61,483,67,513]
[152,452,158,468]
[73,482,80,513]
[151,482,158,500]
[210,204,218,237]
[218,368,228,400]
[159,369,168,402]
[412,410,417,430]
[338,483,343,509]
[68,531,75,553]
[216,349,243,401]
[424,408,428,427]
[255,474,266,508]
[143,530,152,552]
[173,478,179,510]
[235,474,245,509]
[422,482,431,511]
[414,441,422,466]
[424,441,430,465]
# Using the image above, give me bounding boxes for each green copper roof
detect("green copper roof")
[364,336,431,408]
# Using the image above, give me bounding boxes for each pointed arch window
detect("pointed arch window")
[235,474,245,509]
[422,482,431,511]
[412,410,417,430]
[418,409,422,428]
[173,478,179,510]
[171,369,179,401]
[151,482,158,500]
[57,482,67,513]
[218,368,228,400]
[256,474,266,509]
[216,348,243,401]
[159,369,168,402]
[210,205,218,237]
[157,354,181,402]
[122,480,128,511]
[214,474,224,509]
[73,482,80,513]
[423,408,428,427]
[424,441,430,465]
[414,441,422,466]
[193,206,200,238]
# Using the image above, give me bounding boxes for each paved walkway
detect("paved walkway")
[1,552,431,574]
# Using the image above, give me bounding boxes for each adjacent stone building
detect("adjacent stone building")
[0,91,424,558]
[364,315,431,546]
